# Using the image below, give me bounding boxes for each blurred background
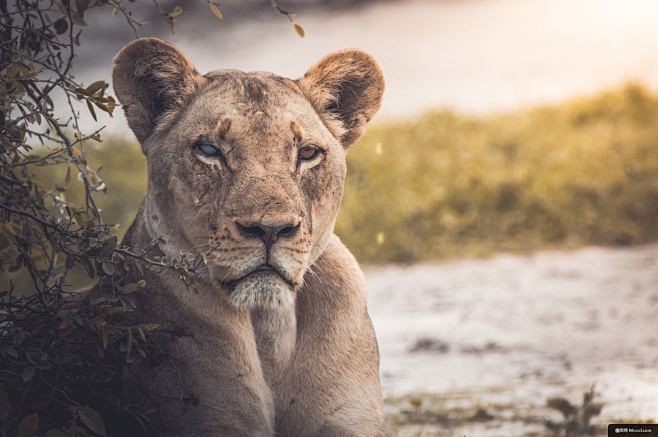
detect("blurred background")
[39,0,658,435]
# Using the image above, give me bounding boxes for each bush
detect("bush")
[0,2,304,435]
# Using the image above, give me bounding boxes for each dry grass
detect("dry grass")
[35,83,658,265]
[339,83,658,263]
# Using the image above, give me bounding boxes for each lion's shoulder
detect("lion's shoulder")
[299,234,367,315]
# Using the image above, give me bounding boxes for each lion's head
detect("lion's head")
[113,38,384,309]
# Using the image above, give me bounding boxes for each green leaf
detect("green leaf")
[136,327,146,342]
[54,18,68,35]
[169,5,183,17]
[99,96,116,115]
[73,86,89,97]
[17,412,39,437]
[210,3,223,20]
[77,406,107,436]
[87,100,97,121]
[22,365,36,382]
[126,328,133,358]
[141,323,159,331]
[99,236,117,257]
[71,12,87,27]
[85,81,106,95]
[121,283,139,294]
[121,278,147,294]
[81,257,95,278]
[101,260,114,275]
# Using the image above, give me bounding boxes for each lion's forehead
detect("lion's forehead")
[172,71,334,156]
[189,71,313,121]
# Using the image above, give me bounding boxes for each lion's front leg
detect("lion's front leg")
[272,236,386,436]
[134,289,276,437]
[174,339,274,437]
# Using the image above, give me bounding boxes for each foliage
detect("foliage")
[339,83,658,263]
[0,2,201,435]
[545,386,604,436]
[0,1,302,436]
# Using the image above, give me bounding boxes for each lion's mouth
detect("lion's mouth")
[224,264,295,293]
[254,264,276,274]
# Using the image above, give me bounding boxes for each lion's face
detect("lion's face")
[113,39,384,309]
[145,75,347,308]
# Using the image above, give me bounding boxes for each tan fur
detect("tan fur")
[112,38,386,436]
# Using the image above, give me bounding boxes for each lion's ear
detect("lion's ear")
[112,38,206,145]
[298,49,385,148]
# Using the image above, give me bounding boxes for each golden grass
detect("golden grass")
[338,83,658,263]
[39,83,658,264]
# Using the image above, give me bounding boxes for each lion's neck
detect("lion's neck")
[124,204,298,381]
[251,304,297,383]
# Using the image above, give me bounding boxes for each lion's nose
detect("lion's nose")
[235,219,300,249]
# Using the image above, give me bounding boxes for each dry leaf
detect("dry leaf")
[293,23,305,38]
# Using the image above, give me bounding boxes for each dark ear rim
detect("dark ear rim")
[112,38,205,145]
[297,49,385,148]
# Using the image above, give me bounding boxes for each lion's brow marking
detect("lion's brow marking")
[216,117,232,139]
[290,120,303,143]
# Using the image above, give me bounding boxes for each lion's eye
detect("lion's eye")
[197,142,220,157]
[298,145,321,162]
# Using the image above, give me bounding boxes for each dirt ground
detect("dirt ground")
[366,244,658,436]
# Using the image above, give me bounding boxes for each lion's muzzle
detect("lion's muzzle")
[235,218,301,249]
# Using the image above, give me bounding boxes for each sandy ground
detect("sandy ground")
[366,244,658,436]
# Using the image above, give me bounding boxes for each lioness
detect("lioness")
[112,38,385,436]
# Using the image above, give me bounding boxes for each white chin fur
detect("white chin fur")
[228,272,293,310]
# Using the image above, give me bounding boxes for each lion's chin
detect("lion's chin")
[226,271,293,310]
